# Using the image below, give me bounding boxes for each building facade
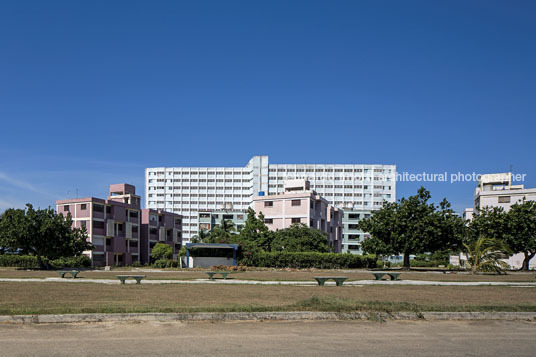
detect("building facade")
[57,184,181,266]
[197,209,247,235]
[140,209,183,263]
[252,180,344,252]
[460,173,536,269]
[473,173,536,212]
[146,155,396,253]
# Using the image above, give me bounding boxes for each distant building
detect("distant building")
[140,209,182,264]
[145,155,396,253]
[458,173,536,270]
[57,184,181,266]
[462,208,474,221]
[252,179,343,252]
[473,173,536,211]
[197,209,247,235]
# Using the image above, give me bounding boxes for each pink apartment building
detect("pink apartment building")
[252,179,344,252]
[56,184,182,266]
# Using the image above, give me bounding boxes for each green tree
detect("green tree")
[238,208,273,251]
[191,228,211,243]
[463,236,512,274]
[0,204,93,268]
[270,224,330,253]
[505,200,536,271]
[151,242,173,261]
[0,207,26,254]
[358,187,465,269]
[467,206,508,243]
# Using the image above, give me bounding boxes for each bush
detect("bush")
[239,252,377,269]
[0,254,91,269]
[407,260,446,268]
[0,254,40,268]
[49,255,92,269]
[151,243,173,261]
[152,259,179,268]
[376,260,391,269]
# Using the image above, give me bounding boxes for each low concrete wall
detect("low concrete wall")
[182,257,234,268]
[1,311,536,324]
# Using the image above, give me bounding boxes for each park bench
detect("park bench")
[313,276,348,286]
[57,270,80,278]
[371,272,401,281]
[205,271,230,280]
[116,275,146,284]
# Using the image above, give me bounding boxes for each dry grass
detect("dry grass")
[0,267,535,282]
[0,282,535,315]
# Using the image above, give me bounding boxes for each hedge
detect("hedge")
[0,254,92,269]
[239,251,377,269]
[152,259,180,268]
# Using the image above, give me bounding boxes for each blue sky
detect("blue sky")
[1,0,535,213]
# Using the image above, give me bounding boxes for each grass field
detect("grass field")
[1,281,535,315]
[1,267,535,282]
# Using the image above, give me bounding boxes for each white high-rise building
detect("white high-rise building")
[146,156,396,252]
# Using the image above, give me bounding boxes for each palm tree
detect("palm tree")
[463,236,512,274]
[218,218,235,235]
[191,229,210,243]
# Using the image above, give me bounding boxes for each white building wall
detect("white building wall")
[146,156,396,244]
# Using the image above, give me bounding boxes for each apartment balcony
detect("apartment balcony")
[92,210,105,220]
[93,226,106,236]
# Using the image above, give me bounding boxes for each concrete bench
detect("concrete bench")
[313,276,348,286]
[372,272,401,281]
[57,270,80,278]
[116,275,146,284]
[205,271,230,280]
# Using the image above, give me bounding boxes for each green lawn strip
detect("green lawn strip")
[1,296,535,316]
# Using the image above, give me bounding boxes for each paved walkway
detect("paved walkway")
[1,277,535,286]
[1,320,535,356]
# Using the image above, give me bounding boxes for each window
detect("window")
[132,226,138,233]
[80,221,87,228]
[93,204,104,213]
[129,211,138,218]
[64,205,70,212]
[348,213,359,219]
[264,201,273,207]
[498,196,511,203]
[150,228,158,235]
[291,199,301,206]
[264,218,273,224]
[106,206,111,214]
[93,220,105,229]
[291,218,301,224]
[80,204,87,210]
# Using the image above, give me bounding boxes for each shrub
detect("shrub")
[152,259,179,268]
[0,254,91,269]
[239,252,377,269]
[151,243,173,261]
[49,255,92,269]
[0,254,40,268]
[407,260,447,268]
[376,260,391,269]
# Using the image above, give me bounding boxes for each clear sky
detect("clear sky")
[1,0,535,213]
